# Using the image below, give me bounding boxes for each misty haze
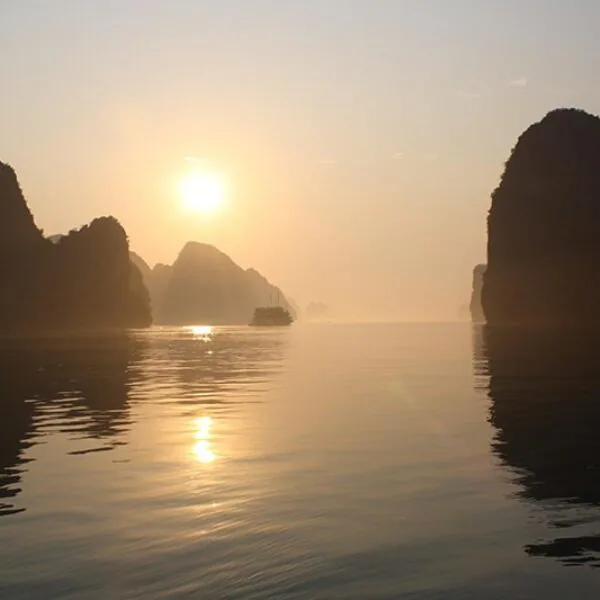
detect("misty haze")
[3,2,600,599]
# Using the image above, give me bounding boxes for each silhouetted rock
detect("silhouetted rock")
[130,251,152,283]
[245,267,292,315]
[129,264,152,327]
[49,217,152,328]
[469,264,486,323]
[129,255,172,319]
[482,109,600,325]
[0,163,44,250]
[158,242,294,325]
[130,251,154,316]
[0,162,151,331]
[287,297,301,321]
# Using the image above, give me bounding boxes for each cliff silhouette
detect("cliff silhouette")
[149,242,295,325]
[469,264,486,323]
[0,162,151,331]
[482,109,600,325]
[130,251,152,285]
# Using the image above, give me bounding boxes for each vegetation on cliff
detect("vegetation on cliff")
[482,109,600,325]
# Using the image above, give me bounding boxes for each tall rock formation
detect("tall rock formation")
[0,163,44,250]
[130,251,154,317]
[157,242,294,325]
[469,264,486,323]
[0,163,45,324]
[130,251,152,284]
[482,109,600,325]
[0,162,151,331]
[245,267,288,310]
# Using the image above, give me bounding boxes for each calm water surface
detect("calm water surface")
[1,323,600,598]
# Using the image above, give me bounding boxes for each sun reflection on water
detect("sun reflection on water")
[188,325,214,341]
[192,416,216,464]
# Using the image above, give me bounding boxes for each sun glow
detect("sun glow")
[179,170,225,215]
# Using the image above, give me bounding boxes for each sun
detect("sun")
[179,170,225,215]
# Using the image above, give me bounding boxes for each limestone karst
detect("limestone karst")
[482,109,600,325]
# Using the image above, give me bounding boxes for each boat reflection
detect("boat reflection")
[475,325,600,567]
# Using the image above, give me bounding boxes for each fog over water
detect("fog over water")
[3,1,600,319]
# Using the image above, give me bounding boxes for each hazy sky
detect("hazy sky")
[2,1,599,320]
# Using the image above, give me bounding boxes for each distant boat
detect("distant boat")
[250,306,294,327]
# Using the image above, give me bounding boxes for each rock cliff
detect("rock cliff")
[156,242,294,325]
[482,109,600,325]
[0,162,151,330]
[469,264,486,323]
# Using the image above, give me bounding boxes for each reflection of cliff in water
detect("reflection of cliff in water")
[139,327,289,407]
[0,328,288,517]
[0,335,140,517]
[476,326,600,567]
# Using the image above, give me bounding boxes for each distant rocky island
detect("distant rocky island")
[481,108,600,326]
[469,264,486,323]
[0,162,151,332]
[133,242,296,326]
[0,161,295,331]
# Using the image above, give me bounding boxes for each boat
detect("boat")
[249,306,294,326]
